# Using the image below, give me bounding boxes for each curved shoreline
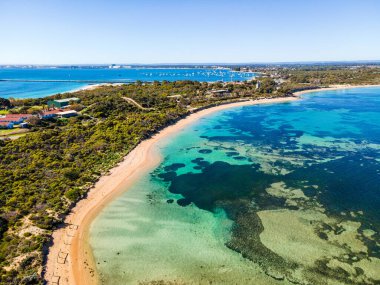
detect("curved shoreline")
[44,84,379,285]
[293,84,380,96]
[44,97,297,284]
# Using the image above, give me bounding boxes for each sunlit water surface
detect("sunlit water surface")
[91,87,380,285]
[0,68,253,99]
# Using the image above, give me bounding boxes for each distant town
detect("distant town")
[1,61,380,70]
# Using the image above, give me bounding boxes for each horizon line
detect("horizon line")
[1,59,380,66]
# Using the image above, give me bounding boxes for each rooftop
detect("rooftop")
[210,89,230,93]
[4,114,32,118]
[53,97,80,103]
[0,114,33,122]
[42,109,63,115]
[57,110,78,115]
[0,121,13,126]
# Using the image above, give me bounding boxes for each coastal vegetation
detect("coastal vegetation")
[1,65,380,284]
[258,66,380,92]
[0,80,284,284]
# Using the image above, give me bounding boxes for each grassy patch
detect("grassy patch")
[0,128,29,136]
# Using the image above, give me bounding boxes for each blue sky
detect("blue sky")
[1,0,380,64]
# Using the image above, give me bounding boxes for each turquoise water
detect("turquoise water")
[0,81,87,99]
[90,87,380,285]
[0,68,254,99]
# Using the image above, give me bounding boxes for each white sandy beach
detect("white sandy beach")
[71,83,125,93]
[44,96,298,285]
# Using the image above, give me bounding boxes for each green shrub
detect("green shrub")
[64,188,82,201]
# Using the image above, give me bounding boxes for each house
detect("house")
[209,89,231,97]
[47,97,80,109]
[0,121,14,129]
[167,94,182,99]
[57,110,78,118]
[40,109,63,119]
[167,94,183,102]
[0,114,33,124]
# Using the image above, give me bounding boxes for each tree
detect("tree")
[26,116,41,126]
[0,217,8,240]
[27,106,43,115]
[0,98,11,109]
[70,103,85,112]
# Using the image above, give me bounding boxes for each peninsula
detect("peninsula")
[1,66,380,284]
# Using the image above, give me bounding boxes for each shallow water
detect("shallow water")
[90,87,380,285]
[0,68,254,99]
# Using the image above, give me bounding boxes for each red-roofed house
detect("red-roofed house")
[40,109,63,119]
[0,121,14,129]
[0,114,33,124]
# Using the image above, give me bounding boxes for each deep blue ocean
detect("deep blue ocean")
[0,68,254,99]
[91,87,380,284]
